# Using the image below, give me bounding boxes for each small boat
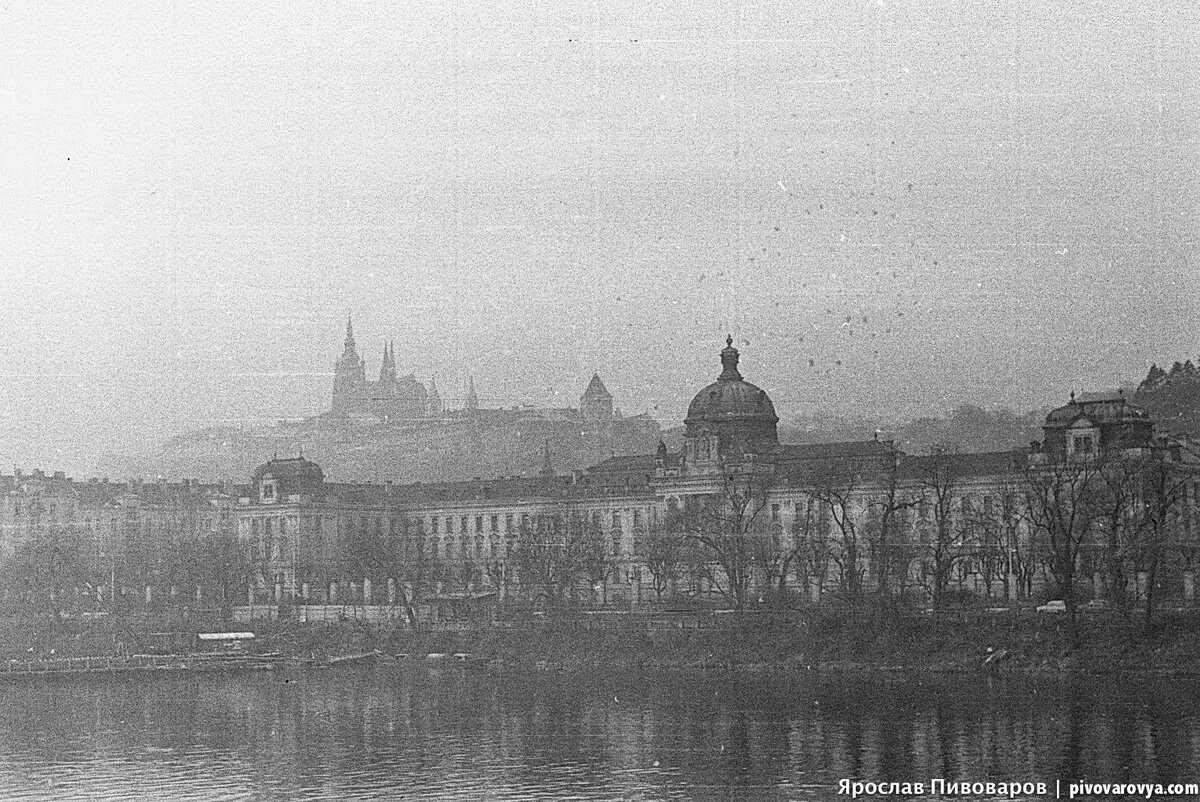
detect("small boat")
[321,651,380,668]
[451,653,486,668]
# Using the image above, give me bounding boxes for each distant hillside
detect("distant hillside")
[119,410,661,484]
[779,405,1045,455]
[666,406,1046,456]
[1135,360,1200,437]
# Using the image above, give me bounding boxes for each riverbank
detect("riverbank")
[7,607,1200,676]
[376,609,1200,676]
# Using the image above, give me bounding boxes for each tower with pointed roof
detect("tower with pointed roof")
[580,373,614,424]
[379,341,397,384]
[330,316,428,422]
[579,372,615,463]
[332,316,367,413]
[465,376,479,413]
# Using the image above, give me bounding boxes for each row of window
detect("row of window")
[782,494,1017,524]
[243,509,648,547]
[425,509,645,535]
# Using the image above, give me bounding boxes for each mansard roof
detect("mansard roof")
[252,457,325,485]
[587,454,656,473]
[345,475,575,507]
[1045,394,1150,427]
[776,440,897,462]
[898,450,1027,480]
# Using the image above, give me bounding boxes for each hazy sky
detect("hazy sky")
[1,0,1197,477]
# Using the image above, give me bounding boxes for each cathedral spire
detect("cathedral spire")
[466,375,479,412]
[428,373,442,416]
[540,439,555,477]
[332,314,367,413]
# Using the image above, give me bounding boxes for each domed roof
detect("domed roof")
[686,336,779,426]
[1044,392,1150,427]
[252,456,325,486]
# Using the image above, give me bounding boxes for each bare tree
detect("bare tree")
[1021,449,1106,625]
[579,517,612,607]
[677,459,774,610]
[780,495,818,600]
[643,509,685,602]
[1126,450,1191,629]
[0,503,90,649]
[866,449,921,606]
[341,514,425,628]
[1092,455,1149,610]
[809,471,867,602]
[508,509,610,612]
[794,494,835,601]
[179,516,248,620]
[918,448,973,611]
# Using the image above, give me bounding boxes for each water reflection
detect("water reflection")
[0,668,1197,800]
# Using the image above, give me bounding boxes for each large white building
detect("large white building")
[5,337,1200,619]
[235,337,1200,614]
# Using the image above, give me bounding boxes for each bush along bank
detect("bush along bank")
[374,608,1200,676]
[18,607,1200,676]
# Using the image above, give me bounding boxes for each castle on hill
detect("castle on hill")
[329,317,431,422]
[138,317,662,483]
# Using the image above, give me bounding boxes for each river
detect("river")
[0,665,1196,800]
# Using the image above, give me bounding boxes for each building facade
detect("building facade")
[5,338,1200,618]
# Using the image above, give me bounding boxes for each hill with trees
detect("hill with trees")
[1136,360,1200,438]
[776,405,1045,454]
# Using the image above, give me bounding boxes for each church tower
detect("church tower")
[580,374,614,423]
[379,341,397,384]
[332,316,366,413]
[427,374,443,416]
[580,373,614,462]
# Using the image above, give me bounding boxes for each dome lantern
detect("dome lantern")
[719,335,743,381]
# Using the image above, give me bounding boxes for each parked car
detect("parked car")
[1036,600,1067,613]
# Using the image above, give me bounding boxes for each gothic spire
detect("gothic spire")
[466,375,479,411]
[427,373,442,416]
[337,314,361,365]
[540,439,554,477]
